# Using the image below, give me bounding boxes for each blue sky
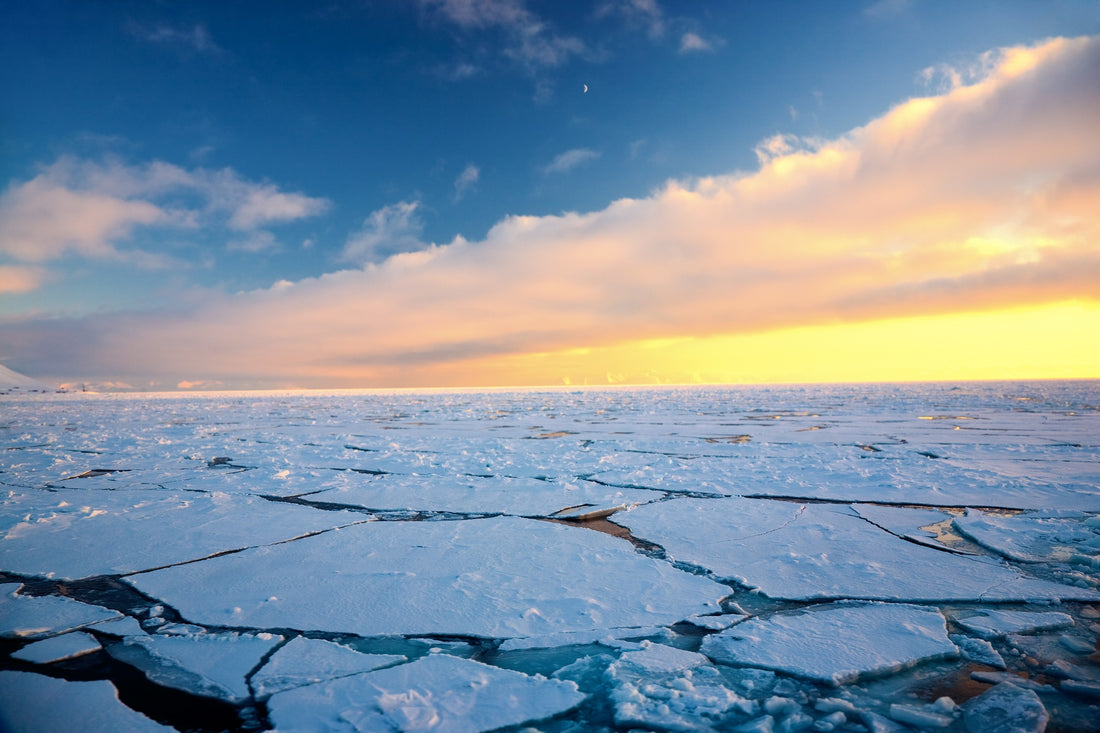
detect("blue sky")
[2,1,1099,388]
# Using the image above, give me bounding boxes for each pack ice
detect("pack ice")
[2,382,1098,732]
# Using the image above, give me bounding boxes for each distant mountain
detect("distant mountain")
[0,364,55,393]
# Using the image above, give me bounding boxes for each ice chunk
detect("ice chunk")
[953,509,1100,563]
[0,671,172,732]
[684,613,747,631]
[606,641,752,730]
[89,615,147,637]
[128,516,727,638]
[701,602,957,686]
[888,702,955,728]
[267,653,584,732]
[498,625,671,651]
[616,498,1100,602]
[11,631,101,663]
[852,504,956,551]
[950,635,1006,669]
[961,682,1048,733]
[0,489,364,580]
[953,609,1074,639]
[0,583,120,639]
[252,637,405,697]
[106,632,281,703]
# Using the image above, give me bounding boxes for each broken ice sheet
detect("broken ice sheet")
[127,516,727,638]
[0,487,365,580]
[616,497,1100,602]
[251,637,405,697]
[106,632,282,703]
[952,609,1075,640]
[266,653,585,733]
[11,631,101,663]
[0,671,173,733]
[953,508,1100,565]
[305,472,653,517]
[851,503,956,552]
[962,681,1049,733]
[0,583,120,639]
[701,602,957,686]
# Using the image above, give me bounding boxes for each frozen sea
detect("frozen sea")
[1,381,1098,732]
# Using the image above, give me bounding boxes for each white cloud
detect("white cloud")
[342,201,427,264]
[128,21,222,54]
[453,164,480,200]
[0,158,330,271]
[0,265,48,294]
[542,148,600,174]
[678,32,712,53]
[5,36,1099,385]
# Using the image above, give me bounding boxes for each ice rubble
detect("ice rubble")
[107,632,282,703]
[701,602,958,685]
[0,671,173,732]
[128,515,727,638]
[266,653,585,732]
[617,497,1100,602]
[251,637,405,697]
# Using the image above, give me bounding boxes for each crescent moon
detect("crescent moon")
[583,84,588,93]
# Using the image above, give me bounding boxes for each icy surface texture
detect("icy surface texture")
[617,498,1098,602]
[0,671,173,732]
[266,653,584,732]
[251,637,405,697]
[962,682,1049,733]
[701,602,958,685]
[127,515,726,638]
[107,632,282,702]
[2,382,1099,731]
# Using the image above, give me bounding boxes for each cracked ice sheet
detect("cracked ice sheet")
[0,671,173,733]
[252,637,406,697]
[953,509,1100,564]
[616,497,1100,602]
[127,516,728,638]
[0,487,365,580]
[267,653,584,733]
[0,583,120,639]
[306,473,654,517]
[701,602,957,686]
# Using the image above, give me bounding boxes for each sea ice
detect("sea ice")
[251,637,405,697]
[0,583,120,638]
[0,488,366,580]
[950,635,1006,669]
[497,625,672,651]
[605,642,754,731]
[11,630,101,663]
[0,671,173,732]
[616,497,1100,602]
[852,504,955,551]
[127,516,727,638]
[106,632,282,703]
[961,682,1049,733]
[266,652,585,732]
[700,602,957,686]
[952,609,1075,639]
[953,509,1100,565]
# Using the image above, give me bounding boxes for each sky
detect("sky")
[1,0,1099,390]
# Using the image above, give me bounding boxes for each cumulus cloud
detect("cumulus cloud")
[5,35,1099,386]
[679,32,712,53]
[542,148,600,174]
[0,158,329,271]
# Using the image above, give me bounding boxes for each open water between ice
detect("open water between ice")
[1,381,1098,731]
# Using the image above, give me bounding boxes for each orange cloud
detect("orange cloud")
[4,35,1099,387]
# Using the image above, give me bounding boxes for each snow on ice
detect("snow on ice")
[2,382,1099,731]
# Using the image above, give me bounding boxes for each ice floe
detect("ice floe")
[952,609,1075,639]
[0,583,120,638]
[701,602,957,685]
[266,653,585,732]
[251,637,405,697]
[11,631,101,663]
[0,670,172,732]
[961,682,1049,733]
[127,515,727,638]
[106,632,282,702]
[617,497,1100,602]
[953,508,1100,565]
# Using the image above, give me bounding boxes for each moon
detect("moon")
[583,84,588,93]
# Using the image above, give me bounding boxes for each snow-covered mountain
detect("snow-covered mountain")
[0,364,55,393]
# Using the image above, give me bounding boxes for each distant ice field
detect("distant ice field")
[1,381,1098,732]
